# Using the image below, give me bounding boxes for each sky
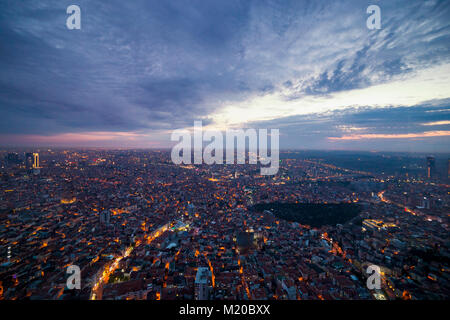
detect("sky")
[0,0,449,152]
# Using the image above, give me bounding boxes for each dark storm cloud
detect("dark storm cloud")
[0,0,254,134]
[333,103,450,134]
[248,99,450,152]
[302,47,411,96]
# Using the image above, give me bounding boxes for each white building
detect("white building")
[195,267,211,300]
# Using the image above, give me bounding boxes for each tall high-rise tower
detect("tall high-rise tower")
[25,152,33,170]
[32,153,39,169]
[426,156,436,179]
[25,152,40,171]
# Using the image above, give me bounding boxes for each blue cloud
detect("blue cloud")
[0,0,449,152]
[247,99,450,152]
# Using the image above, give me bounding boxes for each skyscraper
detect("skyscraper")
[32,153,39,169]
[25,152,33,170]
[25,152,39,170]
[426,156,436,179]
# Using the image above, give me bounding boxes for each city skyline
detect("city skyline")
[0,0,450,152]
[1,0,450,306]
[1,148,449,301]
